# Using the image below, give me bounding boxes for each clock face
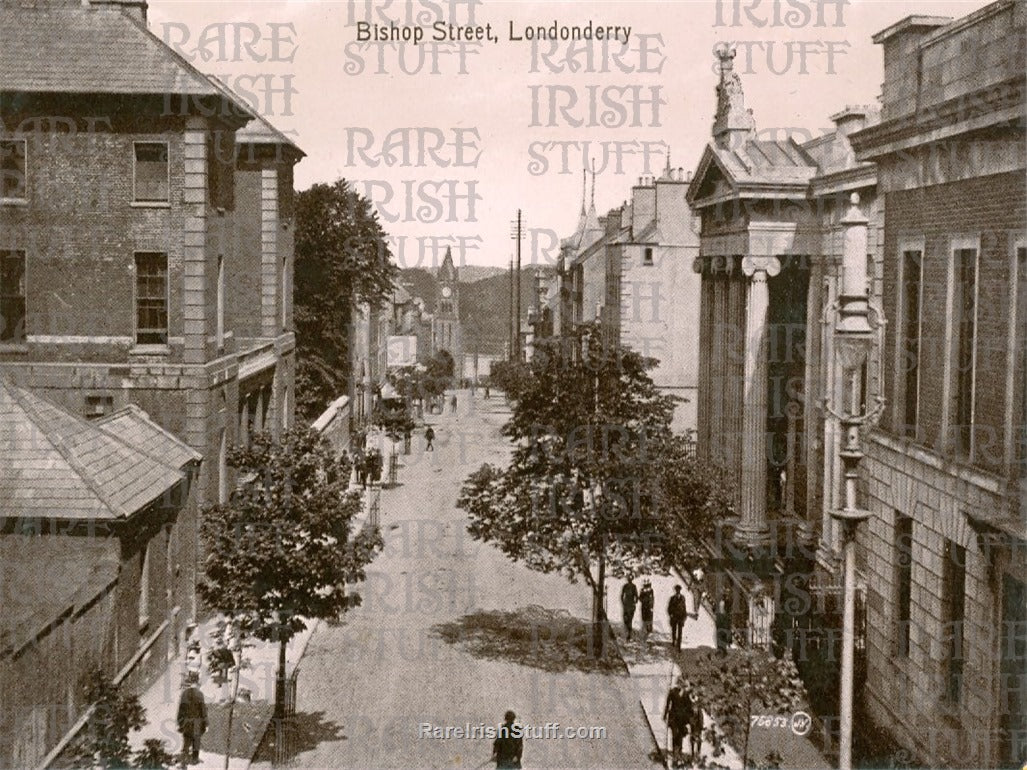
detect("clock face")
[441,286,452,298]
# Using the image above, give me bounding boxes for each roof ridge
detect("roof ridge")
[96,406,200,469]
[3,383,127,518]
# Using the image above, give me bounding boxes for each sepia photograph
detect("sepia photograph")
[0,0,1024,768]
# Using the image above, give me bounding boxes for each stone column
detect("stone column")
[710,269,725,461]
[693,257,711,459]
[737,255,780,546]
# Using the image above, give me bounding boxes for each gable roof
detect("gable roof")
[687,138,818,207]
[0,381,186,520]
[97,404,201,470]
[0,6,242,102]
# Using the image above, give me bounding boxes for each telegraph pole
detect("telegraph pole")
[508,257,515,361]
[510,210,524,361]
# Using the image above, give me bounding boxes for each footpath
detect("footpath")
[608,569,830,770]
[129,616,318,769]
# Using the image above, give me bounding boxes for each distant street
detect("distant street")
[282,392,654,769]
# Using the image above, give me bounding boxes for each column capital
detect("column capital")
[692,257,705,274]
[741,255,781,279]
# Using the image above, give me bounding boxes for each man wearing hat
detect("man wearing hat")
[663,677,693,765]
[492,710,523,769]
[620,577,639,640]
[639,579,655,636]
[667,584,688,650]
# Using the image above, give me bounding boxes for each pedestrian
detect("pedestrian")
[425,425,435,451]
[639,579,655,635]
[663,676,692,766]
[491,710,523,769]
[690,566,705,619]
[484,385,491,399]
[686,681,704,762]
[176,684,207,765]
[715,592,732,653]
[668,584,687,650]
[621,577,639,640]
[450,393,458,413]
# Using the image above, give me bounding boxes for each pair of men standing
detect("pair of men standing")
[620,578,656,640]
[663,677,704,765]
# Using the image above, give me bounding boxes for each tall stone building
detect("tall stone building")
[849,2,1026,766]
[0,0,302,521]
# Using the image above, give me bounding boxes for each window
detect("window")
[1,139,26,200]
[0,250,26,343]
[216,255,225,350]
[85,394,114,419]
[899,247,923,438]
[895,513,913,656]
[941,540,966,704]
[134,252,168,345]
[133,142,169,203]
[952,246,979,457]
[643,247,654,266]
[281,256,288,330]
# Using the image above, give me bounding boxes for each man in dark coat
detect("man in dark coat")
[685,680,704,761]
[424,425,435,451]
[668,584,688,650]
[492,710,523,769]
[176,684,207,765]
[639,579,655,635]
[663,677,693,764]
[621,578,639,640]
[715,592,732,653]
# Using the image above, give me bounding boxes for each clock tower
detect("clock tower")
[433,247,462,375]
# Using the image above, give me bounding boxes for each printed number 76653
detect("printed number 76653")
[750,715,789,728]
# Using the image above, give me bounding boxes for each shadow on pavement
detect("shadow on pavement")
[431,605,625,675]
[252,710,345,766]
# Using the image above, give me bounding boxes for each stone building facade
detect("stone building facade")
[849,2,1026,766]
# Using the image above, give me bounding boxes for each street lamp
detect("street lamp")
[828,192,883,770]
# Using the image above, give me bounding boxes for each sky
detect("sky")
[149,0,992,270]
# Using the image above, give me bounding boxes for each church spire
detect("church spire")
[712,43,756,150]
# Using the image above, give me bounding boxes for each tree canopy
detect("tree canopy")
[198,428,383,643]
[294,179,398,422]
[458,324,733,653]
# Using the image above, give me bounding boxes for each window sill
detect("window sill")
[130,201,171,209]
[0,198,28,206]
[129,345,170,356]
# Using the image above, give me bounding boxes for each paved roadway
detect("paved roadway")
[284,392,653,769]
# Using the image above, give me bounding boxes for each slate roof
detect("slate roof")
[712,139,818,186]
[0,381,186,520]
[0,535,119,657]
[97,404,201,470]
[0,6,236,98]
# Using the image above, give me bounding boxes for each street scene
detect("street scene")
[1,0,1025,769]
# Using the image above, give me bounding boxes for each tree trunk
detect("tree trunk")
[592,547,606,657]
[274,634,287,720]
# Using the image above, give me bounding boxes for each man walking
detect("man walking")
[621,578,639,640]
[491,710,523,769]
[176,684,207,765]
[690,566,705,619]
[663,677,693,766]
[715,591,733,654]
[639,579,655,635]
[424,425,435,451]
[668,584,688,650]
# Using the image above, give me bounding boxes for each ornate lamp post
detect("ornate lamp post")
[828,192,883,770]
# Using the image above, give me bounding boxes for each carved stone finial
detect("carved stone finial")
[712,42,755,148]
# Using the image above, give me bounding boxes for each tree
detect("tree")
[198,428,383,718]
[294,180,399,422]
[679,645,808,768]
[72,671,170,770]
[457,323,732,655]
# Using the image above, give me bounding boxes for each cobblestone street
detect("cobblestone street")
[273,394,655,769]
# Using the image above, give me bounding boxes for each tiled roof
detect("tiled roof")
[97,404,201,470]
[0,535,119,657]
[713,139,818,186]
[0,6,233,97]
[0,381,185,520]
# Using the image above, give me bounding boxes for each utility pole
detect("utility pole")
[508,257,515,361]
[510,210,524,361]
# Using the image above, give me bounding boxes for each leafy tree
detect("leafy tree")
[488,358,531,397]
[679,646,808,768]
[294,180,399,422]
[72,671,151,769]
[198,428,383,718]
[457,323,732,655]
[132,740,175,770]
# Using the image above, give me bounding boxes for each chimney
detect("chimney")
[632,177,656,236]
[830,106,876,137]
[88,0,147,22]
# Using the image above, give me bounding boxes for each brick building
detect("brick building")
[0,1,302,536]
[0,380,200,768]
[849,2,1026,766]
